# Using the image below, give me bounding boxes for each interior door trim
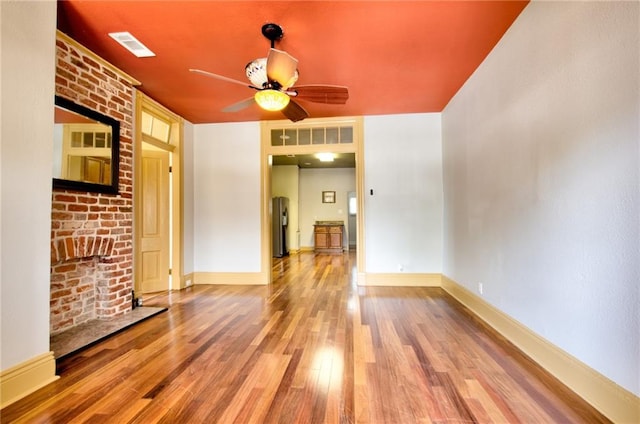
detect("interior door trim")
[259,116,365,285]
[134,91,185,292]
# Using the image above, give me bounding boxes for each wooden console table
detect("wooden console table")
[314,222,344,253]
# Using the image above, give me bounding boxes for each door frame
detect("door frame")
[259,116,365,285]
[134,91,185,292]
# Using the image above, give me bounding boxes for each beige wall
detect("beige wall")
[363,113,443,274]
[193,122,262,272]
[272,165,299,251]
[442,0,639,398]
[1,0,58,405]
[298,168,356,249]
[1,0,56,371]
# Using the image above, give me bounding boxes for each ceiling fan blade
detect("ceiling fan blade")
[267,48,299,89]
[222,97,256,112]
[281,99,309,122]
[291,85,349,104]
[189,69,258,89]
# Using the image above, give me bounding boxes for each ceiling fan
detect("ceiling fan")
[190,23,349,122]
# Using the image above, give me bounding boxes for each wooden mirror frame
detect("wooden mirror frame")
[53,95,120,194]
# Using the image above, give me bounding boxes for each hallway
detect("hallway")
[1,252,608,423]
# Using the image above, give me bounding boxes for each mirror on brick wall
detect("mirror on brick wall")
[53,95,120,194]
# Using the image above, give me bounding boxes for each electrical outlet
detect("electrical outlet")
[478,282,483,295]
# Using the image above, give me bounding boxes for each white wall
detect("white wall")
[182,121,195,275]
[191,114,444,275]
[272,165,299,251]
[298,168,356,249]
[1,0,57,369]
[364,113,443,273]
[442,1,639,396]
[193,122,262,272]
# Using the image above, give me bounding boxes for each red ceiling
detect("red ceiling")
[57,1,528,124]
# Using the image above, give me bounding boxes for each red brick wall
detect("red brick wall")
[51,35,136,334]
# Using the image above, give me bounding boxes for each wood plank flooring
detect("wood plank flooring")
[1,252,610,423]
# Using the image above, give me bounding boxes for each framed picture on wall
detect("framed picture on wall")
[322,191,336,203]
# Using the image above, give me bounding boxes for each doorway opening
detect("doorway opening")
[134,92,184,297]
[271,153,356,255]
[260,117,365,285]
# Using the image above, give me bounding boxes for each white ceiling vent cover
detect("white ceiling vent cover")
[109,32,155,58]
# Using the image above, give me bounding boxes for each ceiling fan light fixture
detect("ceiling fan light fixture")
[245,58,267,87]
[190,22,347,122]
[255,89,290,111]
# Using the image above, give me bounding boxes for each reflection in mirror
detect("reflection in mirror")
[53,96,119,194]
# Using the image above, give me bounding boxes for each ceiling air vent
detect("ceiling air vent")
[108,32,155,58]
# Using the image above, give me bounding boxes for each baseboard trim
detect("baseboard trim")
[363,273,442,287]
[192,272,267,285]
[441,275,640,424]
[182,272,194,288]
[299,247,349,253]
[0,351,59,408]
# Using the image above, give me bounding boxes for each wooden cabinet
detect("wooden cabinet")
[314,223,344,253]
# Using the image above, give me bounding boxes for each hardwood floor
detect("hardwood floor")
[2,252,609,423]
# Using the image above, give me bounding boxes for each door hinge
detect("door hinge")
[169,166,172,173]
[169,268,172,275]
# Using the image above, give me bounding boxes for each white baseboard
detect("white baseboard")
[441,275,640,424]
[0,351,59,408]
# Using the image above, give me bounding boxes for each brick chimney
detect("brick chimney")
[51,33,136,334]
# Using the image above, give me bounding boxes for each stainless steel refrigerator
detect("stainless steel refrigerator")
[272,197,289,257]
